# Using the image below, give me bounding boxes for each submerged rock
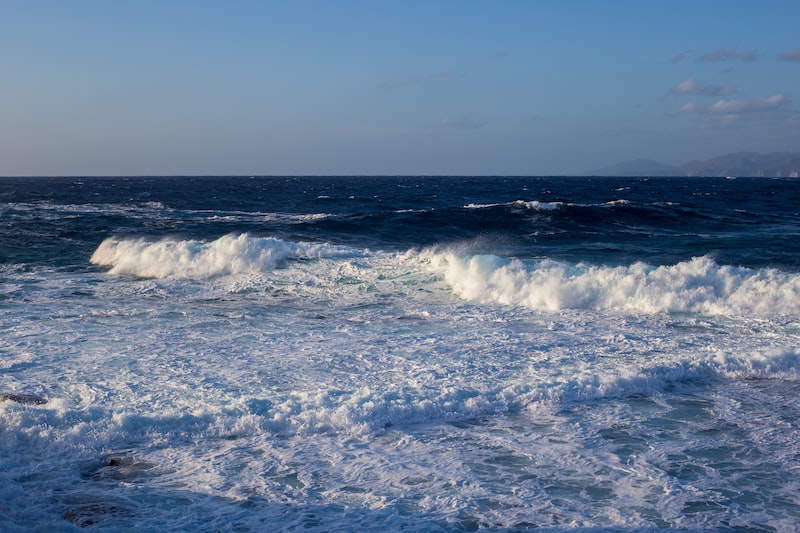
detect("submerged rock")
[80,452,158,482]
[62,502,134,528]
[0,393,47,405]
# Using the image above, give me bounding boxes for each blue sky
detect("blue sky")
[2,0,799,175]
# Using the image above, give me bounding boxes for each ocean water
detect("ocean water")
[1,176,799,531]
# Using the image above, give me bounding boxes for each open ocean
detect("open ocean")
[2,175,800,532]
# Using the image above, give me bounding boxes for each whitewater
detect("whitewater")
[1,176,799,531]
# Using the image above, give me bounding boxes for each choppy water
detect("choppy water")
[1,176,799,531]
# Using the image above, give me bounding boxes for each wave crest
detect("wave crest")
[463,200,564,211]
[433,253,800,315]
[90,234,359,279]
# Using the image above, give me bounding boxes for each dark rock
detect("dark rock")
[0,393,47,405]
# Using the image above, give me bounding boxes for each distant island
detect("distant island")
[585,152,800,177]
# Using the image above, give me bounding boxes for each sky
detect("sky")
[2,0,800,176]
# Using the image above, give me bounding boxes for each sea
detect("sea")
[1,175,799,532]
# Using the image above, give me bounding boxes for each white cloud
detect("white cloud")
[672,79,735,97]
[670,94,789,124]
[672,102,697,115]
[707,94,787,114]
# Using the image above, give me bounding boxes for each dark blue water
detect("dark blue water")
[3,176,800,269]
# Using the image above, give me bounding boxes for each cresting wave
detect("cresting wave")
[463,199,564,211]
[430,252,800,316]
[91,235,800,316]
[90,234,362,279]
[462,199,631,210]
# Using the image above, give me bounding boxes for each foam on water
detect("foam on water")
[432,251,800,315]
[8,245,798,440]
[516,199,565,211]
[3,176,800,530]
[463,199,564,211]
[90,234,363,279]
[89,234,800,317]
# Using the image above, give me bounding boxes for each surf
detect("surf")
[429,252,800,316]
[90,234,364,279]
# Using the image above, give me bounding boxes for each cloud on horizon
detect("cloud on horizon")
[699,46,758,62]
[671,79,736,97]
[778,49,800,62]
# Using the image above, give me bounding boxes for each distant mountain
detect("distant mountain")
[586,159,683,177]
[586,152,800,177]
[681,152,800,177]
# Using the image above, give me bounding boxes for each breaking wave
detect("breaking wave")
[432,253,800,316]
[464,200,564,211]
[90,234,362,279]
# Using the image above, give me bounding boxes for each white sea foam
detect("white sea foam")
[430,252,800,316]
[463,200,564,211]
[463,202,505,209]
[4,242,800,530]
[6,178,800,530]
[90,234,362,279]
[4,202,332,228]
[515,199,564,211]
